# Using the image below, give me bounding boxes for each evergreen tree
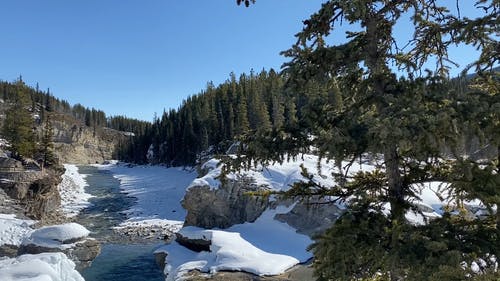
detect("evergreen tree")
[38,114,56,167]
[236,1,499,280]
[235,91,250,135]
[2,80,36,159]
[45,88,53,112]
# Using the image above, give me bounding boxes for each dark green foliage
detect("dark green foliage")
[2,80,36,159]
[233,0,498,280]
[122,69,313,166]
[37,114,56,167]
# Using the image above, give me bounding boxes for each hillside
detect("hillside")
[0,78,150,164]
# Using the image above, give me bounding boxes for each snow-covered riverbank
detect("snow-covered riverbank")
[93,163,197,233]
[93,160,322,280]
[0,164,94,281]
[58,164,93,218]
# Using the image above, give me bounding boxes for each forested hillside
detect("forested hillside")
[118,67,497,167]
[1,78,150,136]
[0,78,150,163]
[119,69,333,165]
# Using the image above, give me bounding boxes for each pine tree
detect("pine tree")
[39,114,56,167]
[235,91,250,135]
[237,1,499,280]
[269,69,285,129]
[2,80,36,159]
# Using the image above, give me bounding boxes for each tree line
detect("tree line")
[1,77,150,164]
[117,68,334,165]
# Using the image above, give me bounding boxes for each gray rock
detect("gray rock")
[175,231,211,252]
[154,251,167,269]
[182,178,268,229]
[0,244,19,258]
[274,198,343,236]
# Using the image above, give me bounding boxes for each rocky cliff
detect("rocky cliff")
[183,173,343,237]
[182,177,269,229]
[0,157,65,222]
[51,114,128,164]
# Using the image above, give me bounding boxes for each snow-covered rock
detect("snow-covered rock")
[0,214,36,257]
[188,154,338,192]
[19,223,100,270]
[0,252,84,281]
[0,214,35,247]
[157,227,300,281]
[113,218,183,241]
[23,223,90,246]
[156,204,314,280]
[183,154,345,230]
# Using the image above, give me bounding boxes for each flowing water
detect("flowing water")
[75,166,164,281]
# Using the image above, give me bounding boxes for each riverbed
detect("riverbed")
[74,166,164,281]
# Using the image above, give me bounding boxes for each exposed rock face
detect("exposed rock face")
[182,178,268,229]
[183,179,343,236]
[18,238,101,271]
[0,159,64,221]
[24,172,63,220]
[0,244,19,258]
[175,231,211,252]
[274,198,343,237]
[51,118,127,164]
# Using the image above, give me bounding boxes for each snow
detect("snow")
[158,227,300,281]
[88,156,493,279]
[114,218,183,233]
[190,154,351,192]
[93,162,197,222]
[157,203,312,280]
[0,214,35,247]
[58,164,92,217]
[0,137,10,148]
[227,204,313,261]
[92,162,197,235]
[22,223,90,249]
[0,252,84,281]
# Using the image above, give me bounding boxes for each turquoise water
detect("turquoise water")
[76,166,165,281]
[82,243,164,281]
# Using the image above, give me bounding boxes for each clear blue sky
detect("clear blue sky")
[0,0,324,121]
[0,0,486,121]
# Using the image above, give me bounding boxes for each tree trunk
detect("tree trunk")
[385,144,405,281]
[385,145,405,221]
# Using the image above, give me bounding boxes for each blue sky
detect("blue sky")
[1,0,324,120]
[0,0,486,121]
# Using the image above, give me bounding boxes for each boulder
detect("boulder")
[18,223,100,270]
[175,231,211,252]
[18,238,100,271]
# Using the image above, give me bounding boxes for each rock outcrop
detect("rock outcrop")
[18,223,101,270]
[51,117,127,164]
[182,177,268,229]
[183,179,343,236]
[18,238,100,271]
[0,158,64,221]
[274,198,343,236]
